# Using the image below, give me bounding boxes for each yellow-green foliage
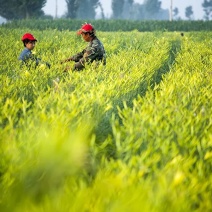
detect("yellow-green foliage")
[0,28,212,211]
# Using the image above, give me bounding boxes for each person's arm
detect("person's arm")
[73,41,100,71]
[72,50,92,71]
[80,45,97,63]
[62,40,105,71]
[61,49,85,64]
[80,39,106,64]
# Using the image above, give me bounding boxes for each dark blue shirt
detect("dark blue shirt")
[18,48,50,69]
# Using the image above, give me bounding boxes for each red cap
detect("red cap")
[77,23,95,35]
[21,33,37,41]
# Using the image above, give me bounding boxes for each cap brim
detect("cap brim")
[22,38,37,41]
[77,29,83,35]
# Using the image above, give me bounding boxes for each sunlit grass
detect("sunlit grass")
[0,28,212,211]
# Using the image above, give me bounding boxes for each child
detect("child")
[18,32,50,69]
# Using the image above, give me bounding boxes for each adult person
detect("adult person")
[61,23,106,71]
[18,32,50,69]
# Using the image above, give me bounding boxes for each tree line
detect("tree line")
[0,0,212,21]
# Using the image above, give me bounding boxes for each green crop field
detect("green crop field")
[0,26,212,211]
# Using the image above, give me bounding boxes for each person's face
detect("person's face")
[81,32,91,42]
[26,40,36,50]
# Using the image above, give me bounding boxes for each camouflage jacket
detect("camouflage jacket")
[71,36,106,71]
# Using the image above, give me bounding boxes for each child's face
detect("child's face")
[26,40,36,50]
[81,32,91,42]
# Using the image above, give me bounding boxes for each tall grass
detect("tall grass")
[0,28,212,211]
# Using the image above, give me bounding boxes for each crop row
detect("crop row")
[0,29,211,211]
[2,19,212,31]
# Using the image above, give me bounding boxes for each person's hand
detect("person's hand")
[60,57,73,64]
[63,66,71,72]
[60,59,66,64]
